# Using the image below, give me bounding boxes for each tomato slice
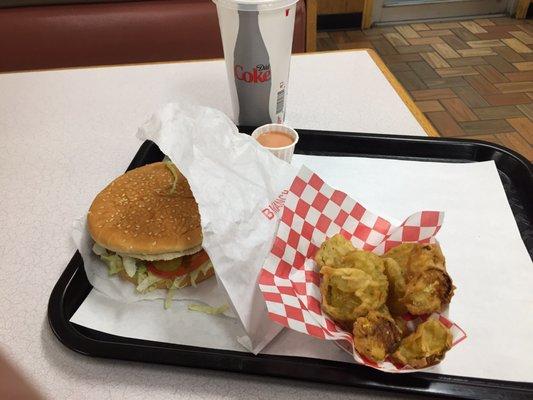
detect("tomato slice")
[147,250,210,279]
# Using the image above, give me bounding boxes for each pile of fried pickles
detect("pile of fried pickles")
[316,234,456,368]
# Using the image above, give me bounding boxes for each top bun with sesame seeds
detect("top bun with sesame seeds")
[87,161,203,257]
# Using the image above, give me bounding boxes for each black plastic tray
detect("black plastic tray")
[48,130,533,400]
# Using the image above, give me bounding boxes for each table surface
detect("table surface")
[1,50,435,400]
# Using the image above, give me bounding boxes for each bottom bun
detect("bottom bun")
[118,266,215,290]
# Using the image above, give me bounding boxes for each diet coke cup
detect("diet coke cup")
[213,0,298,126]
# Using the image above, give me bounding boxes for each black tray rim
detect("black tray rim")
[48,131,533,400]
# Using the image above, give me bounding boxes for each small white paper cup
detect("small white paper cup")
[251,124,299,163]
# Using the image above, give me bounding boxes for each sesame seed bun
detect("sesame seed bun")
[87,162,202,256]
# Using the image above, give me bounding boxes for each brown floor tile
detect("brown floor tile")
[411,88,457,101]
[415,100,444,112]
[426,111,465,136]
[486,24,521,32]
[435,66,479,77]
[346,30,368,41]
[507,117,533,145]
[427,22,461,30]
[338,41,373,49]
[457,49,496,57]
[330,31,352,44]
[385,33,410,47]
[475,65,509,83]
[431,43,461,59]
[448,57,488,67]
[474,19,496,27]
[505,71,533,81]
[495,132,533,160]
[440,98,478,121]
[513,61,533,71]
[388,62,412,72]
[441,35,470,50]
[363,27,396,36]
[462,133,503,145]
[502,38,532,54]
[483,93,532,106]
[371,39,398,56]
[523,53,533,61]
[411,23,430,32]
[317,37,338,51]
[421,52,450,68]
[465,75,499,95]
[475,32,514,40]
[460,21,487,34]
[396,25,421,39]
[491,18,517,26]
[381,54,423,63]
[509,31,533,45]
[452,28,481,42]
[425,77,469,89]
[484,55,518,73]
[466,39,505,48]
[516,103,533,119]
[493,46,525,63]
[409,61,441,80]
[394,70,427,90]
[453,85,490,107]
[473,105,524,120]
[408,37,444,45]
[495,82,533,93]
[396,45,435,54]
[459,119,515,135]
[518,24,533,36]
[419,29,454,37]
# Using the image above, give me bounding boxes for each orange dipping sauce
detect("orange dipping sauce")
[255,131,294,148]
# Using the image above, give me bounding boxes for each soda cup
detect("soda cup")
[213,0,298,126]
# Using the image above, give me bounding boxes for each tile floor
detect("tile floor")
[317,17,533,161]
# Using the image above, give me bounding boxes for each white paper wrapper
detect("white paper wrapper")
[70,154,533,382]
[137,102,299,353]
[73,216,235,316]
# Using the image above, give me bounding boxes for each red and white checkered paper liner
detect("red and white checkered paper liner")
[258,166,466,372]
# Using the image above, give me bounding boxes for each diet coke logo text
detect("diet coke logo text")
[235,64,271,83]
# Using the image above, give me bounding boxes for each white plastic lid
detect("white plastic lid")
[213,0,298,11]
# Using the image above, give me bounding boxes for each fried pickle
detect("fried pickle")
[383,243,416,270]
[353,309,402,362]
[382,257,408,316]
[320,264,388,326]
[402,268,454,315]
[384,243,454,315]
[315,234,355,269]
[405,243,446,281]
[391,319,452,369]
[402,244,453,315]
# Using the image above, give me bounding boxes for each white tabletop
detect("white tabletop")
[0,50,431,400]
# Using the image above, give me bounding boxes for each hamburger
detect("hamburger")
[87,161,214,302]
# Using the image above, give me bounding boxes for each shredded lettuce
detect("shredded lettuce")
[92,243,108,256]
[136,273,163,292]
[171,275,188,289]
[100,254,123,275]
[122,255,137,278]
[136,265,147,285]
[189,260,213,287]
[164,288,176,309]
[188,303,229,315]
